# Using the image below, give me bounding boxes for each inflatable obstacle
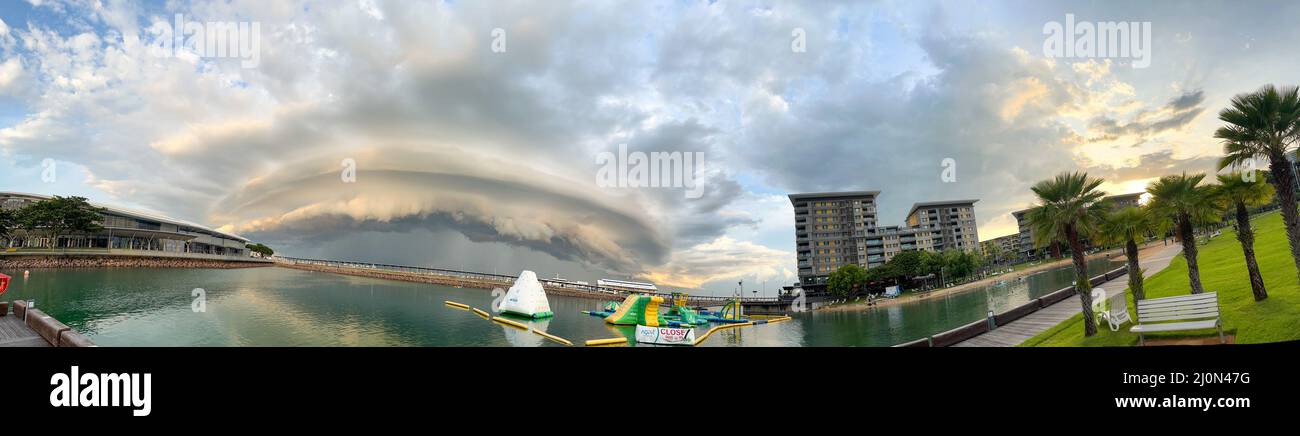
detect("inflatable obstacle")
[498,270,554,318]
[588,293,745,327]
[603,294,666,327]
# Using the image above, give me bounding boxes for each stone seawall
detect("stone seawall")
[0,255,272,269]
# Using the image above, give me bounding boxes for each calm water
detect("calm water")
[0,258,1121,347]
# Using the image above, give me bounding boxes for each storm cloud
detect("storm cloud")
[2,0,1293,289]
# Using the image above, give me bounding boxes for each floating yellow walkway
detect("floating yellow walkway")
[532,329,574,346]
[491,316,529,330]
[692,322,752,346]
[585,337,628,346]
[448,305,574,346]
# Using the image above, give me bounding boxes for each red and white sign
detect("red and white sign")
[634,325,696,345]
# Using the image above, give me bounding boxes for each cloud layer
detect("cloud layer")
[1,0,1282,290]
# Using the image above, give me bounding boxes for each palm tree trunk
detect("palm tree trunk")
[1267,151,1300,285]
[1235,201,1268,301]
[1125,238,1144,300]
[1179,214,1205,294]
[1068,226,1097,337]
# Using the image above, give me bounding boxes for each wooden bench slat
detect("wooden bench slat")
[1130,319,1219,333]
[1137,312,1219,321]
[1137,302,1221,315]
[1137,298,1218,310]
[1136,294,1217,308]
[1138,312,1221,323]
[1138,299,1220,310]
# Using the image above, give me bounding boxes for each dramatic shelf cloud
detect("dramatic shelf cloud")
[2,0,1296,293]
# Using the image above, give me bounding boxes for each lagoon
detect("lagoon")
[1,258,1121,347]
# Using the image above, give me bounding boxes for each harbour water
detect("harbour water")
[1,258,1122,347]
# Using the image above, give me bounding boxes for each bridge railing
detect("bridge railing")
[274,256,785,304]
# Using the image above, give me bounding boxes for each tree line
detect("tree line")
[827,249,985,298]
[0,196,107,249]
[1027,84,1299,338]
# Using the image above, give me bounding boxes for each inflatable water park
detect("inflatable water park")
[442,270,791,347]
[583,292,790,346]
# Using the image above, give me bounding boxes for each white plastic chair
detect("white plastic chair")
[1091,289,1107,321]
[1099,292,1131,331]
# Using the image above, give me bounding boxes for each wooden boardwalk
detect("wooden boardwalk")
[953,244,1183,347]
[0,315,50,347]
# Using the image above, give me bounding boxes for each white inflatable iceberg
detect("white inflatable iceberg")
[498,270,554,318]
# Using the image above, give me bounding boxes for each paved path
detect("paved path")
[0,314,50,347]
[953,244,1183,347]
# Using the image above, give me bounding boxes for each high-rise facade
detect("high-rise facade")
[790,192,978,289]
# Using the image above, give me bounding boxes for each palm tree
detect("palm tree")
[1025,172,1110,337]
[1216,85,1300,284]
[1147,173,1220,294]
[1099,206,1153,300]
[1215,172,1276,301]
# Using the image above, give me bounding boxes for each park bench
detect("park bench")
[1130,292,1224,346]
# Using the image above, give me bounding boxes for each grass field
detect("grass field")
[1022,210,1300,346]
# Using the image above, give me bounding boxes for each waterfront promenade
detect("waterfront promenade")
[0,315,49,347]
[953,243,1182,347]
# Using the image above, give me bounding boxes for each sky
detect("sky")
[1,0,1297,295]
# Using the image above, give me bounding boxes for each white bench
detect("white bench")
[1130,292,1224,345]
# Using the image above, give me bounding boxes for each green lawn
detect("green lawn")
[1022,210,1300,346]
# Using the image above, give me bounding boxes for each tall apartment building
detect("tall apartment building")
[905,200,980,252]
[1013,192,1144,260]
[981,233,1019,261]
[790,192,977,289]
